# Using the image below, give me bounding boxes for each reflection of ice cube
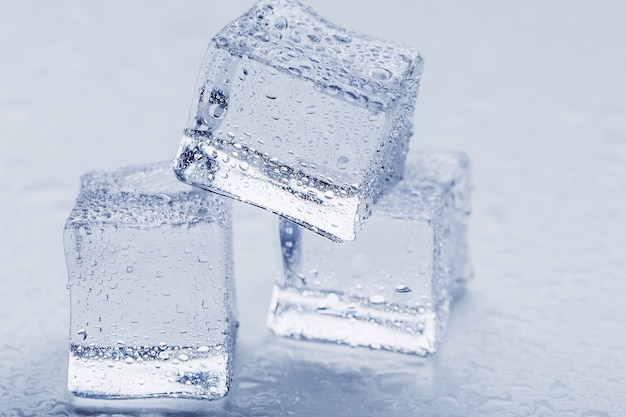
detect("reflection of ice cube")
[63,162,236,399]
[174,0,423,243]
[268,152,471,356]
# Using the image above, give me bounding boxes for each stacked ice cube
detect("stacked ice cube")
[63,0,470,402]
[173,0,423,242]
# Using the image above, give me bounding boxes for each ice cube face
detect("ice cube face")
[267,152,471,355]
[63,162,236,400]
[174,0,423,242]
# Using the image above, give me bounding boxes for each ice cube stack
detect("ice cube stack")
[63,0,471,401]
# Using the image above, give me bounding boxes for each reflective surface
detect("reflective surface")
[1,1,625,415]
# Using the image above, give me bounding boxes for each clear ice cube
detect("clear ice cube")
[63,162,236,399]
[174,0,423,242]
[267,152,471,355]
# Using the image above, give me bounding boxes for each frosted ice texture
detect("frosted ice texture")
[174,0,423,242]
[267,152,471,355]
[63,162,236,400]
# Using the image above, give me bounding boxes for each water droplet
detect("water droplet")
[327,85,341,95]
[308,33,321,43]
[155,270,162,278]
[317,293,340,310]
[216,36,228,47]
[264,84,279,99]
[324,190,335,199]
[197,346,210,353]
[273,16,288,30]
[208,103,227,119]
[253,30,270,42]
[125,266,134,273]
[158,351,170,360]
[77,329,87,340]
[239,162,250,171]
[395,285,412,293]
[156,193,172,203]
[178,354,189,362]
[369,67,393,81]
[124,357,134,364]
[288,66,302,76]
[333,33,352,43]
[369,294,385,304]
[237,67,248,81]
[336,156,350,170]
[198,255,209,264]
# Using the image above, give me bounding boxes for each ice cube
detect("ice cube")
[174,0,423,242]
[267,152,471,356]
[63,162,236,399]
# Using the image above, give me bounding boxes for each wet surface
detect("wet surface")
[1,1,625,415]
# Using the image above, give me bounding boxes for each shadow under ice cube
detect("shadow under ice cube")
[267,152,471,355]
[174,0,423,242]
[63,162,236,399]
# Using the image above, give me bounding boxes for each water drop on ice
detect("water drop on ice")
[369,67,393,81]
[264,84,279,99]
[237,67,248,81]
[317,292,340,310]
[208,103,227,119]
[273,16,288,30]
[336,156,350,170]
[308,33,321,43]
[333,33,352,43]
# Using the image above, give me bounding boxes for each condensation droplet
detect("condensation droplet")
[274,16,288,30]
[317,292,340,310]
[369,67,393,81]
[216,36,228,47]
[125,266,134,273]
[308,33,321,43]
[237,67,248,81]
[264,84,279,99]
[336,156,350,170]
[208,103,227,119]
[333,33,352,43]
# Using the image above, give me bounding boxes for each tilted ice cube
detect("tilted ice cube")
[63,162,236,400]
[174,0,423,242]
[267,152,471,355]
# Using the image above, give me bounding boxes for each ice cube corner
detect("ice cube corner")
[267,152,471,356]
[63,161,236,400]
[174,0,423,242]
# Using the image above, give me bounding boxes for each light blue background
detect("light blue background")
[1,1,625,415]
